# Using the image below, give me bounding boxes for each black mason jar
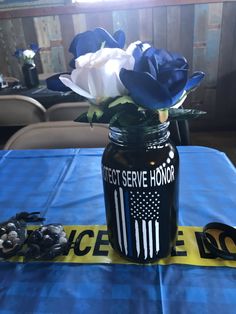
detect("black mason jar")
[22,61,39,89]
[102,122,179,263]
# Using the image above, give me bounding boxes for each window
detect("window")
[72,0,127,2]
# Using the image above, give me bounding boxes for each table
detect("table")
[0,85,84,109]
[0,146,235,314]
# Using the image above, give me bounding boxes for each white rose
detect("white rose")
[23,49,35,59]
[60,47,135,100]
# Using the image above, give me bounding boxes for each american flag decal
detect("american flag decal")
[114,188,160,260]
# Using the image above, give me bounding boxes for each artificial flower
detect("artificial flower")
[29,43,40,53]
[69,28,125,68]
[58,28,205,125]
[120,45,205,111]
[23,49,35,60]
[47,28,126,91]
[14,43,40,63]
[13,49,24,59]
[60,47,135,100]
[46,73,71,92]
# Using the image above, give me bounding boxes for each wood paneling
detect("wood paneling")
[0,19,23,78]
[113,10,140,44]
[0,1,236,130]
[34,16,66,73]
[153,6,167,49]
[138,8,153,44]
[167,6,181,53]
[191,3,224,125]
[180,5,194,71]
[72,14,87,35]
[85,11,113,33]
[192,4,208,114]
[206,3,222,87]
[113,11,128,36]
[22,17,43,73]
[59,14,75,71]
[216,2,236,118]
[1,0,236,19]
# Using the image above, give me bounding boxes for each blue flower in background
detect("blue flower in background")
[69,27,125,68]
[29,43,40,53]
[13,48,24,59]
[13,43,40,62]
[120,44,205,110]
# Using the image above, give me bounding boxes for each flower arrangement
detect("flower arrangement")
[14,43,40,64]
[59,28,205,126]
[59,28,205,263]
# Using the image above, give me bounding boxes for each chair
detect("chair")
[0,95,46,126]
[4,121,109,150]
[46,102,89,121]
[45,101,190,145]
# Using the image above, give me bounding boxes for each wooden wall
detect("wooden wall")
[0,1,236,130]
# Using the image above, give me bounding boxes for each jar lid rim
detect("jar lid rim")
[109,121,170,133]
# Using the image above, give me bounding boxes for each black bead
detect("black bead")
[42,235,55,247]
[42,228,50,235]
[26,244,41,259]
[3,240,14,249]
[50,233,60,243]
[0,227,6,237]
[28,230,43,244]
[42,244,62,259]
[6,225,17,233]
[47,225,61,234]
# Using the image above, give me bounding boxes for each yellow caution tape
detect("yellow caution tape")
[10,225,236,267]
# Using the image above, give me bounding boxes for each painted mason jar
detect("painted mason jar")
[22,61,39,89]
[102,122,179,263]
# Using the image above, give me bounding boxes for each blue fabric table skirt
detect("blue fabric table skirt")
[0,147,235,314]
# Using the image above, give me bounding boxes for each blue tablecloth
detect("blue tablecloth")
[0,146,235,314]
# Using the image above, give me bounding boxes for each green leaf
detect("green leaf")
[108,96,135,108]
[168,108,206,121]
[109,106,149,127]
[87,105,104,123]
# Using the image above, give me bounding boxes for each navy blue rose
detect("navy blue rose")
[120,44,205,110]
[69,27,125,68]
